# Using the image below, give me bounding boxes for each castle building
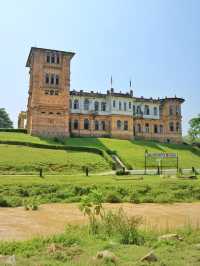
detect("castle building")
[19,47,185,143]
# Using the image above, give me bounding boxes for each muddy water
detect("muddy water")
[0,203,200,241]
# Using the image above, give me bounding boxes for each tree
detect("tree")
[188,114,200,141]
[0,108,13,128]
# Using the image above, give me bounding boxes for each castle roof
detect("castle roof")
[26,47,75,67]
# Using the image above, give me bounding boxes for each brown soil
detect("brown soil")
[0,203,200,241]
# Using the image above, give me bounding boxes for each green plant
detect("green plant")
[105,192,122,203]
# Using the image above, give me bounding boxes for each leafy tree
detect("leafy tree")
[0,108,13,128]
[188,114,200,141]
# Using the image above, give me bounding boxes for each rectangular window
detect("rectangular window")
[55,75,59,85]
[113,100,116,108]
[129,102,131,109]
[124,102,127,111]
[56,55,60,64]
[46,54,50,63]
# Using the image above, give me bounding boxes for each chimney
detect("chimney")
[130,90,133,96]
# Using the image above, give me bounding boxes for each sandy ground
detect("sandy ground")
[0,203,200,241]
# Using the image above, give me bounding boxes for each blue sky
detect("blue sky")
[0,0,199,134]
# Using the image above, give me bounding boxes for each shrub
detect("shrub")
[130,192,140,204]
[0,197,9,207]
[105,192,122,203]
[0,128,27,133]
[116,169,130,175]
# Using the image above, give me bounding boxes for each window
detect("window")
[133,105,136,114]
[176,106,180,115]
[137,106,141,114]
[46,54,50,63]
[169,106,173,116]
[101,121,106,131]
[49,112,53,115]
[51,54,55,63]
[94,101,99,111]
[119,101,122,110]
[45,74,49,84]
[124,121,128,131]
[144,105,150,115]
[113,100,116,108]
[154,125,158,133]
[70,99,72,109]
[73,99,79,109]
[101,102,106,111]
[50,74,54,85]
[55,75,59,85]
[56,55,60,64]
[124,102,127,111]
[169,122,174,132]
[154,107,158,116]
[117,120,122,129]
[84,119,90,130]
[73,120,79,130]
[84,99,89,110]
[145,123,149,133]
[95,120,99,130]
[129,102,132,109]
[50,90,54,95]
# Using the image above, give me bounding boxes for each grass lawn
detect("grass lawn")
[0,144,110,175]
[0,174,200,207]
[0,133,199,169]
[0,224,200,266]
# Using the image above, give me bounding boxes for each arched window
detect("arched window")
[45,73,49,84]
[169,122,174,132]
[84,119,90,130]
[119,102,122,110]
[56,54,60,64]
[144,105,150,115]
[101,102,106,111]
[176,122,180,132]
[145,123,149,133]
[94,101,99,111]
[73,120,79,130]
[55,75,59,85]
[124,121,128,131]
[84,99,90,110]
[101,121,106,131]
[154,125,158,133]
[154,107,158,116]
[137,124,141,133]
[95,120,99,130]
[51,54,55,63]
[159,125,163,134]
[117,120,122,129]
[73,99,79,109]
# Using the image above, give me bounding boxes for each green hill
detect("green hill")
[0,132,200,170]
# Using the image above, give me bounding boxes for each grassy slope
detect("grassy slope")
[64,137,200,169]
[0,132,200,169]
[0,144,110,174]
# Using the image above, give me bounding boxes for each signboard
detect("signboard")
[145,153,177,158]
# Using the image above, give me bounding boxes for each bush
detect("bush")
[130,192,141,204]
[105,192,122,203]
[116,169,130,175]
[0,197,9,207]
[0,128,27,133]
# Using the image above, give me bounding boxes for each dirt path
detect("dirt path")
[0,203,200,241]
